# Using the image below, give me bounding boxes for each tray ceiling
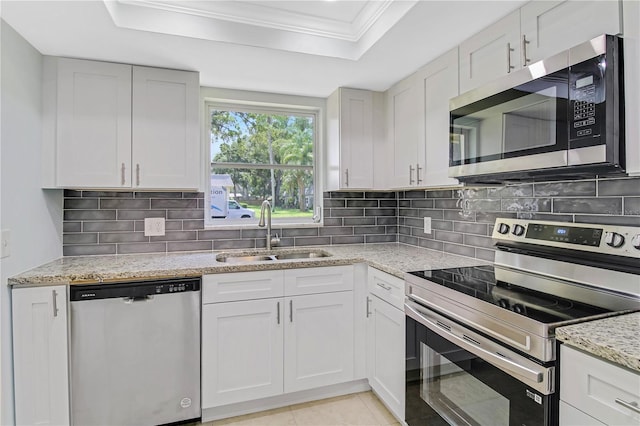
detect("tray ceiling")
[104,0,418,59]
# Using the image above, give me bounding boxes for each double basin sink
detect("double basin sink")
[216,250,331,264]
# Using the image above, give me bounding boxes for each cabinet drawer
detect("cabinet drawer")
[202,271,284,303]
[560,401,604,426]
[284,265,353,296]
[368,267,404,310]
[561,345,640,425]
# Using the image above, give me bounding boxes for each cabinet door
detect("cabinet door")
[55,58,132,188]
[132,67,200,189]
[624,0,640,176]
[12,285,69,426]
[521,1,621,65]
[387,77,421,187]
[418,47,461,188]
[561,345,640,425]
[340,89,374,189]
[366,295,405,421]
[459,10,521,94]
[284,291,354,392]
[201,298,284,408]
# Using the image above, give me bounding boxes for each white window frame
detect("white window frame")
[202,89,324,229]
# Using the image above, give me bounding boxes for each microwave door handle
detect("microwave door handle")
[405,301,545,386]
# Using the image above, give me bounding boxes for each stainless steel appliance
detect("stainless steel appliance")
[405,219,640,425]
[449,34,625,184]
[70,277,201,426]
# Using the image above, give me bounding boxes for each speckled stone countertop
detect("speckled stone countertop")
[556,312,640,372]
[8,243,488,286]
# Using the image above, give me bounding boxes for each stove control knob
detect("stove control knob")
[498,299,510,309]
[631,234,640,250]
[512,224,525,237]
[497,223,510,235]
[605,231,625,248]
[512,303,525,315]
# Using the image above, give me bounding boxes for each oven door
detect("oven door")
[405,300,556,426]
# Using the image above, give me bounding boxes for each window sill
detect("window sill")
[203,221,323,230]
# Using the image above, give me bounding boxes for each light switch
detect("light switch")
[1,229,10,258]
[144,218,165,237]
[423,217,432,234]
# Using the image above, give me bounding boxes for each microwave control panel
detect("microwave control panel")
[569,55,605,142]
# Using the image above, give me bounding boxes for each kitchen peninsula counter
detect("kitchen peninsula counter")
[8,243,488,286]
[557,312,640,372]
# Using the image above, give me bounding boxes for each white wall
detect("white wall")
[0,20,63,425]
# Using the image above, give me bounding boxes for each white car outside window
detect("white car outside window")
[226,200,255,219]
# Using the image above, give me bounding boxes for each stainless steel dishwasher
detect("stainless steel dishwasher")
[70,277,201,426]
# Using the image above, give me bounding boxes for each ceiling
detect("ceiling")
[1,0,526,98]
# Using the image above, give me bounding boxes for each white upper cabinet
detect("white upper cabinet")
[520,1,621,65]
[460,1,622,94]
[387,76,422,188]
[623,0,640,176]
[325,88,382,191]
[132,66,200,189]
[386,48,461,188]
[459,11,521,94]
[43,57,200,190]
[47,58,132,188]
[419,48,461,188]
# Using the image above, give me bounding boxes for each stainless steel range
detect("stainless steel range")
[404,218,640,426]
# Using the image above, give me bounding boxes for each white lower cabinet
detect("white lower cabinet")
[366,268,405,421]
[201,298,284,407]
[12,285,70,426]
[560,344,640,425]
[284,291,354,393]
[201,266,355,411]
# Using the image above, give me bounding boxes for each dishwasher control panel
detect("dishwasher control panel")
[70,277,201,301]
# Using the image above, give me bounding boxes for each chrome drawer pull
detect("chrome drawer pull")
[277,301,280,324]
[376,282,392,291]
[615,398,640,414]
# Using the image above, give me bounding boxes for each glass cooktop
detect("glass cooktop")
[408,265,610,324]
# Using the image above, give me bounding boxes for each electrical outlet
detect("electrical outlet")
[423,217,432,234]
[144,218,165,237]
[1,229,10,258]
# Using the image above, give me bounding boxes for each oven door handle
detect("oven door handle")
[406,300,548,389]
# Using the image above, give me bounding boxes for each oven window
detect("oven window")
[406,317,551,426]
[421,342,509,425]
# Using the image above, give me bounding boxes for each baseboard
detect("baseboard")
[201,380,371,422]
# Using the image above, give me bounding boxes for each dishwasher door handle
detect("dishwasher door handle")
[123,295,154,304]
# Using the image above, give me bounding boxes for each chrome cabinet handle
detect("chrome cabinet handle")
[345,169,349,187]
[277,301,280,324]
[416,163,423,184]
[522,35,530,65]
[409,164,415,185]
[289,300,293,323]
[366,296,372,318]
[136,164,140,186]
[376,282,392,291]
[507,43,515,73]
[615,398,640,414]
[52,289,58,318]
[121,163,126,186]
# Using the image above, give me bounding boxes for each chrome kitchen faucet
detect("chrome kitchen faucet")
[258,198,280,250]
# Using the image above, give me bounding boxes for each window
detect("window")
[206,101,320,227]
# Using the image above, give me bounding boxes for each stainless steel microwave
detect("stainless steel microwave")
[449,34,624,184]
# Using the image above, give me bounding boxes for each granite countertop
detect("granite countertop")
[556,312,640,372]
[8,243,488,286]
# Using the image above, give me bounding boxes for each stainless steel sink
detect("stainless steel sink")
[216,250,330,263]
[216,254,276,263]
[274,251,330,260]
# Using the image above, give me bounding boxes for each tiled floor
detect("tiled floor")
[201,391,400,426]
